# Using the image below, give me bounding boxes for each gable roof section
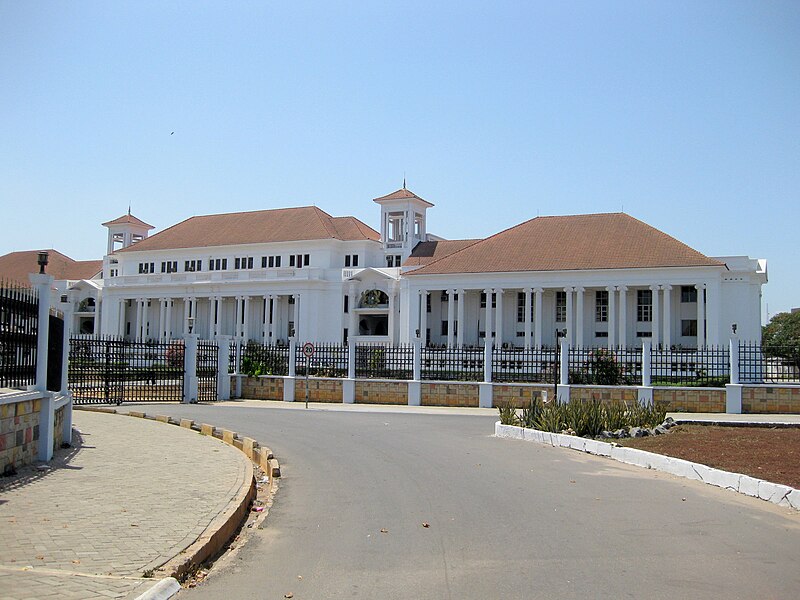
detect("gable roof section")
[403,239,482,268]
[0,250,102,285]
[102,213,154,229]
[373,188,434,207]
[408,213,724,275]
[119,206,380,252]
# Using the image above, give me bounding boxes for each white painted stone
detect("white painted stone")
[738,475,761,498]
[786,489,800,510]
[758,480,793,504]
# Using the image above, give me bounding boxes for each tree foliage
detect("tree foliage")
[762,311,800,366]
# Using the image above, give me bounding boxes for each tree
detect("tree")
[762,311,800,366]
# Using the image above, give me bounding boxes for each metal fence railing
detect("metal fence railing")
[296,343,348,377]
[739,342,800,384]
[355,344,414,379]
[420,347,483,381]
[492,346,558,384]
[197,340,219,401]
[0,281,38,389]
[650,346,729,387]
[567,346,643,386]
[240,342,290,376]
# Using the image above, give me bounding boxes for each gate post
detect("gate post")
[217,336,232,401]
[183,334,199,403]
[479,341,493,408]
[284,338,296,402]
[343,339,356,404]
[29,273,54,392]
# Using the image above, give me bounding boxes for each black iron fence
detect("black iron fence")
[492,346,558,383]
[197,340,218,402]
[567,347,643,386]
[0,282,38,389]
[650,346,729,387]
[296,343,348,377]
[355,344,414,379]
[69,337,185,404]
[421,346,483,381]
[240,342,290,376]
[739,342,800,384]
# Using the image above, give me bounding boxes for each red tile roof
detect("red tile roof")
[408,213,724,275]
[119,206,379,252]
[373,188,434,206]
[102,213,154,229]
[403,240,482,267]
[0,250,102,286]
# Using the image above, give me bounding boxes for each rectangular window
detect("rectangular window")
[595,290,609,322]
[161,261,167,273]
[681,319,698,336]
[516,331,525,337]
[221,258,227,270]
[480,292,496,309]
[441,321,448,336]
[262,256,268,268]
[290,255,296,267]
[248,257,253,269]
[426,294,431,313]
[344,295,349,314]
[595,331,609,338]
[235,258,241,269]
[395,255,402,266]
[555,291,567,323]
[636,331,653,338]
[343,328,348,345]
[304,254,310,266]
[386,255,394,268]
[209,260,215,271]
[517,292,525,323]
[275,256,281,268]
[637,289,652,322]
[345,255,351,267]
[681,285,698,303]
[352,254,358,267]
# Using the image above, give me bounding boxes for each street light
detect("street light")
[37,251,49,274]
[187,316,195,335]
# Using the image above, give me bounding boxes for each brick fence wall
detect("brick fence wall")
[570,386,639,404]
[742,386,800,414]
[493,384,549,408]
[653,388,727,413]
[294,378,343,403]
[241,376,284,401]
[0,398,41,474]
[421,382,479,407]
[355,380,407,404]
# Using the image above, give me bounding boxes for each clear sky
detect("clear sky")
[1,1,798,321]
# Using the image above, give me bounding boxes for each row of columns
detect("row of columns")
[122,293,302,342]
[418,284,711,349]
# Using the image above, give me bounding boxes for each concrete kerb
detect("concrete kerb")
[73,405,282,581]
[495,422,800,511]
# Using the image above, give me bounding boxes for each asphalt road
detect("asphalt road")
[143,401,800,599]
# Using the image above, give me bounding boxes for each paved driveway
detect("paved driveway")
[148,401,800,599]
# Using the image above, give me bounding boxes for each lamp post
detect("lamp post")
[37,251,49,274]
[187,316,195,335]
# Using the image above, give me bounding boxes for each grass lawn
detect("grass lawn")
[619,425,800,489]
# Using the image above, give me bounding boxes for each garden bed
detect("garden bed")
[619,425,800,489]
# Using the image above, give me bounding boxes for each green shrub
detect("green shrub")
[604,401,629,431]
[497,401,518,426]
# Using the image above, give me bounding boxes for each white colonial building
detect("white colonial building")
[55,186,765,348]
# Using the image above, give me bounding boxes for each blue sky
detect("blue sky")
[1,1,798,321]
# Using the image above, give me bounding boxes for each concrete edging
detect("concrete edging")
[74,405,281,581]
[495,421,800,511]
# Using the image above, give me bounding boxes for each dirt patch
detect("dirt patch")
[619,425,800,490]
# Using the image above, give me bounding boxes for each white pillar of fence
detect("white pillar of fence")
[479,340,493,408]
[284,338,296,402]
[641,340,652,387]
[409,340,422,406]
[59,297,73,448]
[559,342,569,386]
[726,336,742,414]
[343,339,356,404]
[183,334,199,403]
[217,335,231,401]
[30,274,53,392]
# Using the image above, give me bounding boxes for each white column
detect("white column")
[292,293,300,340]
[534,288,543,348]
[650,285,660,348]
[446,290,455,348]
[29,273,53,391]
[262,295,270,342]
[706,281,720,346]
[607,287,616,349]
[233,296,242,339]
[663,285,672,349]
[618,286,627,349]
[349,288,358,339]
[208,296,216,339]
[165,298,172,340]
[456,289,465,348]
[564,287,573,346]
[118,298,126,336]
[484,289,493,346]
[134,298,143,340]
[388,287,396,343]
[92,300,101,335]
[158,298,166,342]
[495,288,504,348]
[183,297,190,336]
[419,290,428,344]
[242,296,251,342]
[523,288,532,349]
[575,287,585,348]
[696,284,706,347]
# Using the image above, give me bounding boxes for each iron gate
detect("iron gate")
[197,340,218,402]
[69,337,185,404]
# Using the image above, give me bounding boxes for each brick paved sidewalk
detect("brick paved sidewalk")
[0,410,250,600]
